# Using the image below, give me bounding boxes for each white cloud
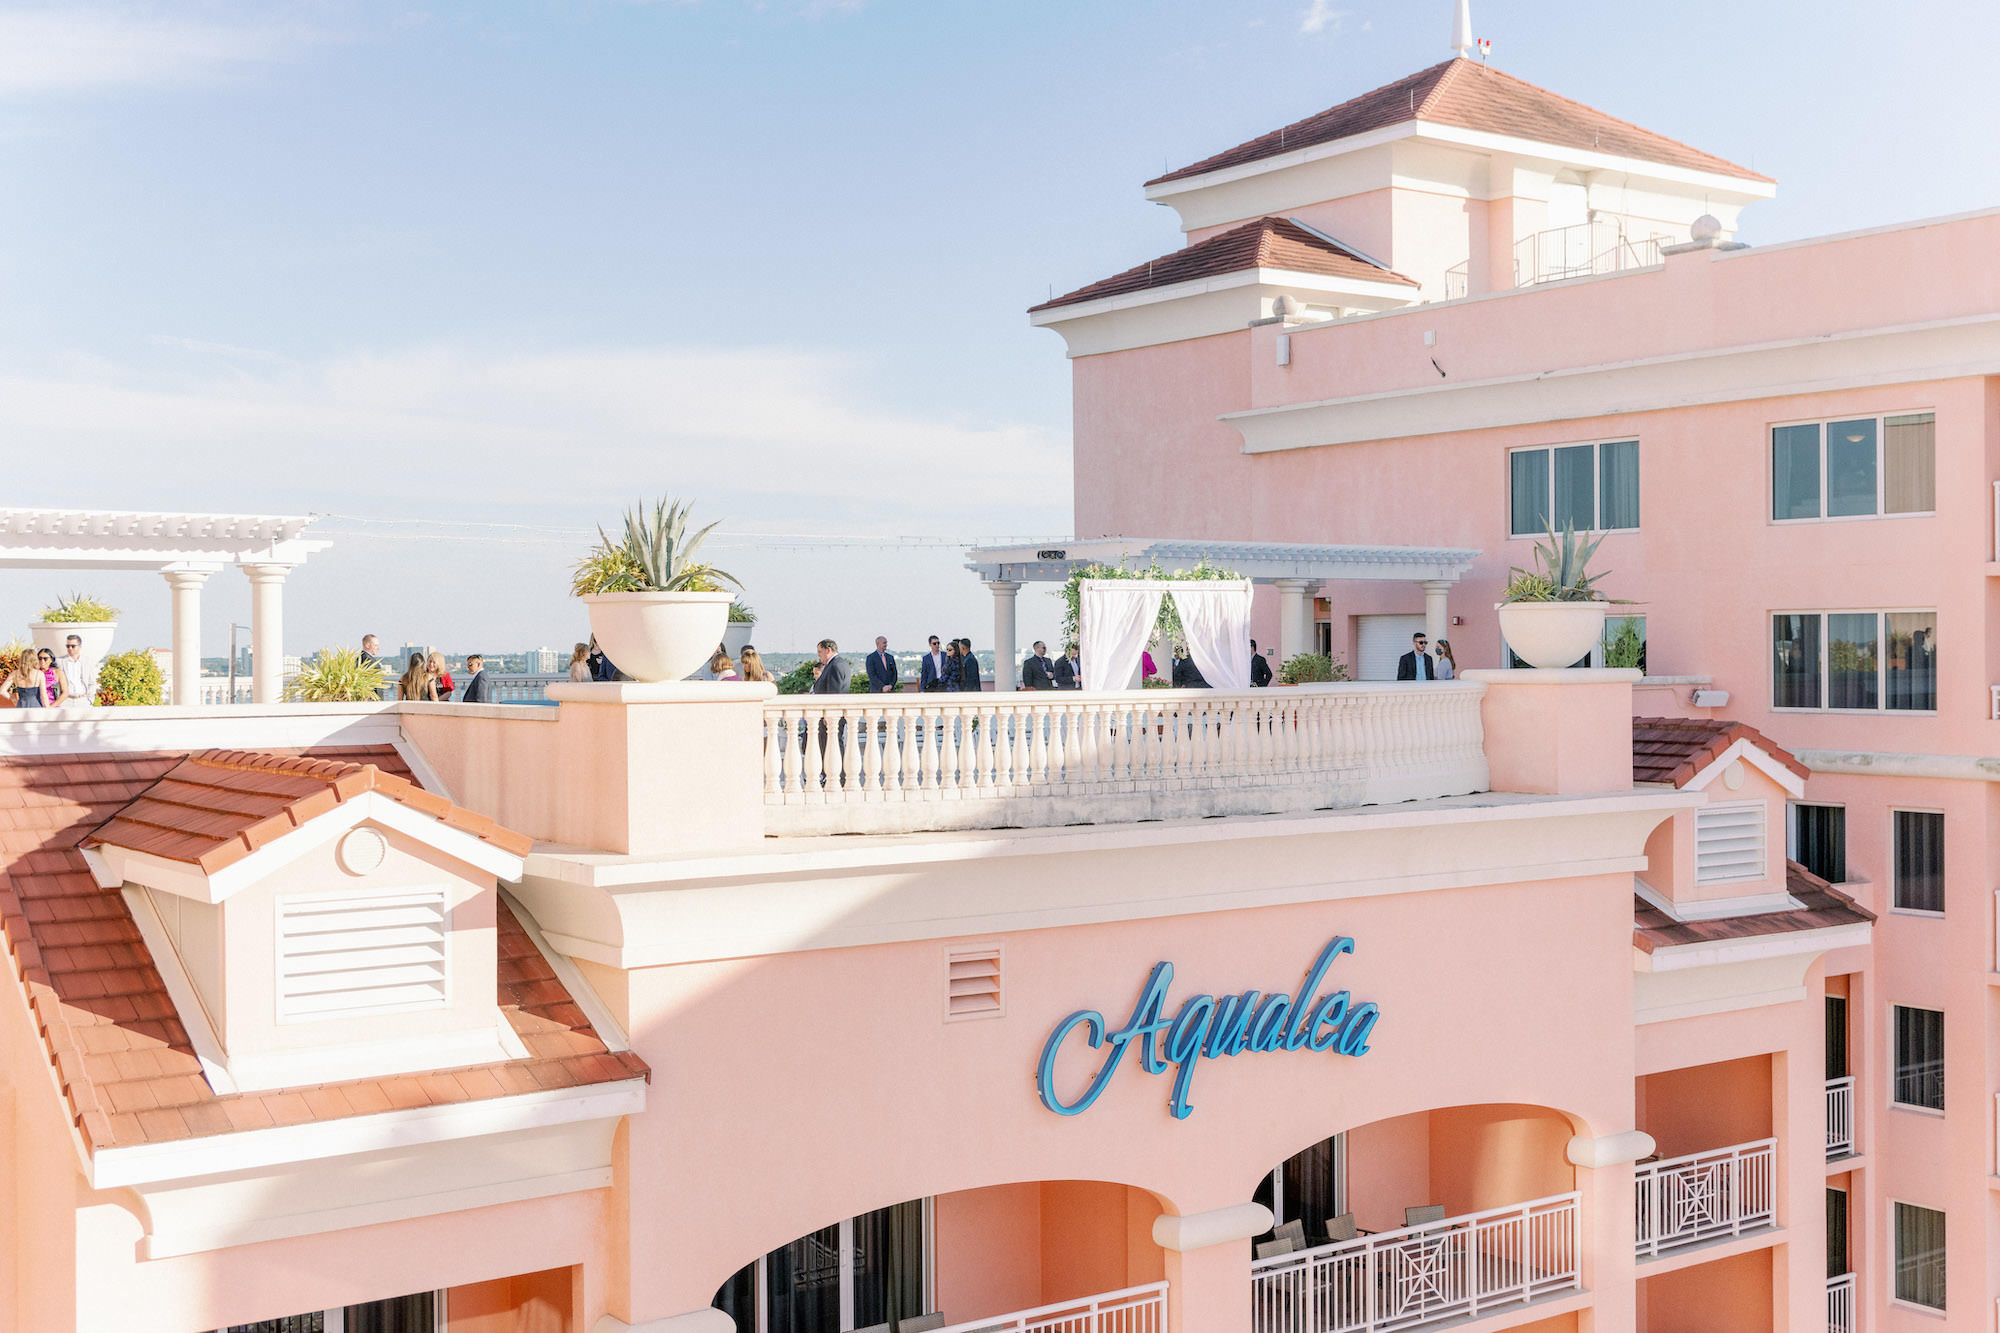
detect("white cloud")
[0,9,307,96]
[1298,1,1349,36]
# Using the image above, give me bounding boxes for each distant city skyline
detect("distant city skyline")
[3,0,1996,656]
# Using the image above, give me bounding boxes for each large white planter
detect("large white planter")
[29,620,116,669]
[723,619,755,658]
[1496,601,1607,669]
[583,591,731,683]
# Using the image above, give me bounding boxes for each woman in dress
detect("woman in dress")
[738,646,774,684]
[38,649,64,706]
[1141,649,1158,684]
[567,642,591,683]
[7,653,42,708]
[940,640,961,691]
[709,651,740,681]
[398,652,439,702]
[428,652,454,698]
[1433,639,1457,680]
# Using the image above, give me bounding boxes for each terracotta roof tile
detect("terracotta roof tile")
[1634,862,1875,953]
[0,746,645,1156]
[1149,58,1770,187]
[1632,717,1810,789]
[1030,215,1417,313]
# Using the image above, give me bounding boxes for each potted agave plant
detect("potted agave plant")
[572,499,738,682]
[1497,522,1624,669]
[30,593,119,669]
[723,600,756,661]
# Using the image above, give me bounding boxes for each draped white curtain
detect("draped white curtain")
[1080,580,1165,691]
[1174,580,1255,689]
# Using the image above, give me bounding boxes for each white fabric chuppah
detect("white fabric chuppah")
[1079,580,1165,692]
[1171,579,1255,689]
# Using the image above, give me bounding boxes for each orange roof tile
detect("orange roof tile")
[0,747,644,1154]
[1631,717,1810,789]
[1149,58,1771,187]
[1634,862,1874,954]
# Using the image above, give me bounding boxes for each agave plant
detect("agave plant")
[38,593,120,623]
[1502,522,1620,603]
[572,499,738,596]
[284,647,389,703]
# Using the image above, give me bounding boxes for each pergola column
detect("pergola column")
[162,568,212,707]
[1273,578,1315,664]
[989,580,1022,692]
[242,563,293,704]
[1421,579,1453,648]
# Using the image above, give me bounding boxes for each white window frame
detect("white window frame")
[1785,801,1847,884]
[1506,437,1641,538]
[1769,410,1937,524]
[1888,807,1946,918]
[1887,1198,1947,1313]
[1769,609,1939,715]
[740,1200,936,1333]
[1888,1004,1945,1116]
[1693,800,1768,887]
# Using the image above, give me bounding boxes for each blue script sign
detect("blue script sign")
[1036,937,1380,1121]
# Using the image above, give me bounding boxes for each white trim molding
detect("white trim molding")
[1567,1131,1656,1169]
[593,1311,737,1333]
[1153,1201,1274,1252]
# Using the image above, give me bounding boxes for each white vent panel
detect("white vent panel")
[279,888,448,1020]
[945,946,1003,1021]
[1694,802,1767,886]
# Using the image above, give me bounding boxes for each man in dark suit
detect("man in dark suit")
[865,636,899,693]
[458,653,494,703]
[1396,632,1437,681]
[809,638,852,783]
[1053,643,1081,689]
[1022,640,1057,690]
[957,638,982,693]
[1171,647,1209,688]
[918,635,949,692]
[1249,639,1273,687]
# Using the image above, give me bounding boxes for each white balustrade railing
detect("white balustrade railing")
[932,1281,1166,1333]
[487,673,565,704]
[1826,1273,1854,1333]
[1634,1138,1776,1257]
[195,679,256,705]
[1250,1193,1579,1333]
[1826,1077,1855,1159]
[762,682,1488,835]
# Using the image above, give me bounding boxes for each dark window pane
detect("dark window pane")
[1510,449,1549,537]
[1893,1006,1944,1110]
[1826,1187,1849,1277]
[1826,418,1878,517]
[1827,613,1878,710]
[343,1295,435,1333]
[1598,440,1640,529]
[1792,804,1846,884]
[1773,614,1821,708]
[225,1319,324,1333]
[1894,1201,1946,1309]
[766,1225,841,1333]
[1886,612,1937,711]
[1281,1134,1344,1246]
[1885,413,1936,513]
[714,1263,757,1333]
[1552,444,1595,530]
[852,1201,925,1328]
[1772,424,1821,519]
[1894,811,1945,913]
[1825,995,1848,1080]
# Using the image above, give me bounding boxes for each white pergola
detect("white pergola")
[964,537,1481,690]
[0,509,329,705]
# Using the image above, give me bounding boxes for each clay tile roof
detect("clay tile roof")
[1029,215,1417,314]
[1631,717,1810,789]
[1148,58,1771,188]
[1634,861,1875,954]
[86,748,533,871]
[0,746,645,1155]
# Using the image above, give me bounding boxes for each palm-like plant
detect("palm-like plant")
[572,498,739,595]
[1503,522,1617,603]
[284,647,389,702]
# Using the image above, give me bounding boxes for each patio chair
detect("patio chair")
[1256,1237,1299,1259]
[1323,1212,1360,1244]
[1272,1218,1307,1250]
[1404,1204,1447,1228]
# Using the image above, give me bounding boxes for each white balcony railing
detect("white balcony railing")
[1249,1193,1580,1333]
[1634,1138,1776,1257]
[196,679,256,705]
[1826,1077,1855,1159]
[1826,1273,1854,1333]
[761,683,1489,835]
[1514,220,1667,287]
[933,1281,1166,1333]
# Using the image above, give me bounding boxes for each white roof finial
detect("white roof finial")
[1451,0,1473,58]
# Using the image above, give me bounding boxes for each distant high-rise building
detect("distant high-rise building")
[532,646,560,674]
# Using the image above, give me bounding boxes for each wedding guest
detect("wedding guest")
[428,651,454,698]
[957,638,982,694]
[1022,641,1057,690]
[1249,639,1273,687]
[399,653,441,702]
[865,636,899,693]
[710,651,740,681]
[1396,632,1437,682]
[940,640,962,691]
[7,653,42,708]
[39,650,63,706]
[1434,639,1458,680]
[55,636,95,708]
[458,653,494,703]
[1141,649,1158,684]
[1053,643,1081,689]
[568,643,592,683]
[739,646,775,684]
[919,635,950,691]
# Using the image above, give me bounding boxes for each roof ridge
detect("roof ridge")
[187,748,366,780]
[1414,56,1471,116]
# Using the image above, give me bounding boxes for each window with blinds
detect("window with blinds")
[1892,810,1945,914]
[1893,1201,1945,1310]
[1788,803,1846,884]
[1694,802,1767,886]
[944,946,1003,1021]
[278,888,449,1021]
[1892,1005,1944,1111]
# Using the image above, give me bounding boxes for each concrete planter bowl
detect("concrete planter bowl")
[1495,601,1606,670]
[29,620,116,669]
[583,591,732,683]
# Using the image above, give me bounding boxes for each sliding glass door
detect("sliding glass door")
[715,1200,929,1333]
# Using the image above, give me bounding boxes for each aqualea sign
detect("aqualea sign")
[1035,937,1380,1121]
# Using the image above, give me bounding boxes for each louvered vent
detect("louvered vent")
[1694,802,1767,886]
[279,888,449,1020]
[945,946,1003,1022]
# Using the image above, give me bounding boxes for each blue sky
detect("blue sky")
[2,0,1995,657]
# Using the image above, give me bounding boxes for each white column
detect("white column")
[162,569,211,707]
[1421,579,1452,648]
[1274,579,1314,663]
[242,563,292,704]
[989,580,1021,692]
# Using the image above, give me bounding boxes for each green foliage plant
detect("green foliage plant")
[1279,652,1351,684]
[571,498,738,596]
[1602,617,1646,670]
[0,637,28,680]
[1502,522,1624,603]
[775,660,816,695]
[1058,557,1240,647]
[95,650,164,706]
[284,647,390,703]
[728,600,757,623]
[38,593,120,623]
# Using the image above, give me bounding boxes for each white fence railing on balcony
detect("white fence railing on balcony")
[1250,1193,1579,1333]
[761,682,1489,835]
[1514,220,1667,287]
[195,679,256,705]
[487,673,565,703]
[1826,1273,1854,1333]
[933,1281,1166,1333]
[1826,1077,1855,1159]
[1634,1138,1776,1257]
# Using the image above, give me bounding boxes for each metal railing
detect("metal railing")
[1826,1273,1854,1333]
[762,683,1489,836]
[1249,1193,1580,1333]
[1514,220,1667,288]
[933,1281,1166,1333]
[1826,1077,1855,1158]
[1634,1138,1776,1257]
